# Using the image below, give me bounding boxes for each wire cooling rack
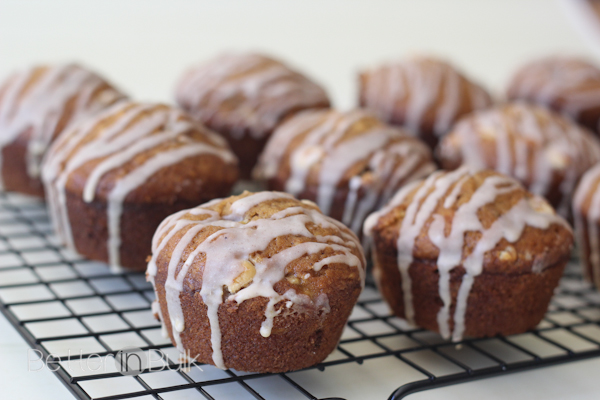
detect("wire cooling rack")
[2,191,600,400]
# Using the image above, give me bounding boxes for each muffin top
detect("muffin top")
[365,167,572,340]
[506,56,600,130]
[42,101,238,204]
[0,63,126,178]
[253,109,436,232]
[175,53,330,140]
[147,191,366,368]
[437,102,600,214]
[365,166,572,274]
[359,55,492,147]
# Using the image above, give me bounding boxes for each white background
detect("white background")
[1,0,600,399]
[0,0,595,109]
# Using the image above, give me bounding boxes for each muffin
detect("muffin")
[506,56,600,133]
[573,162,600,289]
[358,55,493,149]
[437,102,600,216]
[253,109,436,235]
[175,53,330,178]
[364,167,572,341]
[147,191,366,372]
[0,63,126,197]
[41,101,239,271]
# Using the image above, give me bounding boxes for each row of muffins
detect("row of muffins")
[0,57,375,373]
[3,56,600,246]
[126,54,600,370]
[1,53,600,373]
[0,54,433,272]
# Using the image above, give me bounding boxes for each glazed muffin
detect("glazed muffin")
[42,101,238,271]
[175,53,330,178]
[253,109,436,234]
[573,163,600,289]
[437,102,600,216]
[0,63,126,197]
[507,56,600,133]
[364,167,572,341]
[358,55,493,149]
[147,191,366,372]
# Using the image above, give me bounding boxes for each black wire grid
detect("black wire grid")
[2,192,600,400]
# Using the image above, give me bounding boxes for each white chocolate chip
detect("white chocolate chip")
[545,146,568,169]
[300,199,318,207]
[227,260,256,293]
[292,145,324,170]
[173,318,185,333]
[480,127,497,140]
[286,276,301,285]
[527,196,555,215]
[499,245,517,261]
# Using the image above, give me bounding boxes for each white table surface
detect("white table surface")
[3,308,600,400]
[2,1,600,399]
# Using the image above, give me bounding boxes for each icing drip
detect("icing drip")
[147,192,365,369]
[284,111,360,196]
[361,56,491,138]
[175,53,329,139]
[342,176,363,228]
[509,57,600,121]
[316,126,392,215]
[106,143,229,269]
[394,169,468,324]
[573,163,600,288]
[428,174,520,339]
[0,64,124,182]
[365,166,569,341]
[403,60,444,135]
[254,109,435,235]
[41,102,236,270]
[440,103,600,216]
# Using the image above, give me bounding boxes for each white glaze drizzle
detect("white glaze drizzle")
[252,109,326,180]
[284,111,353,196]
[364,166,569,341]
[316,126,392,215]
[509,57,600,120]
[175,53,329,140]
[44,102,150,249]
[361,56,491,138]
[573,163,600,288]
[147,192,366,369]
[41,102,236,270]
[0,64,124,182]
[440,103,600,216]
[254,109,435,235]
